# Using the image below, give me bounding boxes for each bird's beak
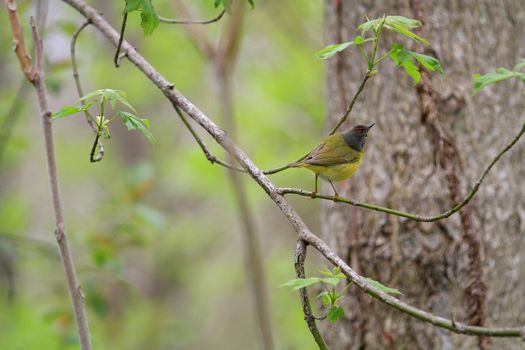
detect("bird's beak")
[368,123,375,130]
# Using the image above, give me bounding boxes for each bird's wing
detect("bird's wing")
[302,133,360,166]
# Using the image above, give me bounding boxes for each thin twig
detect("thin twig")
[295,239,329,350]
[172,102,244,171]
[70,20,104,162]
[159,8,226,24]
[0,0,48,166]
[60,0,525,339]
[5,0,37,81]
[5,2,93,348]
[329,72,371,135]
[114,12,127,67]
[279,119,525,221]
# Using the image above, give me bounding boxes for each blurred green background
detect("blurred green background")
[0,1,330,349]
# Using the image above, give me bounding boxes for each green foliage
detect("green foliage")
[282,266,403,324]
[315,36,374,59]
[358,15,428,45]
[124,0,160,35]
[118,111,156,144]
[472,62,525,94]
[326,305,344,323]
[364,277,403,295]
[52,103,94,120]
[51,88,155,160]
[281,266,349,324]
[315,15,443,84]
[388,43,444,84]
[82,89,137,112]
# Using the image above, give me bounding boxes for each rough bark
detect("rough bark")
[322,1,525,349]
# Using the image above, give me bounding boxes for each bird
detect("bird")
[291,123,374,197]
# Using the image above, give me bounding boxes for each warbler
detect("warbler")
[291,123,374,196]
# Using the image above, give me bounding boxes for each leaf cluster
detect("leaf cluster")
[52,89,155,160]
[281,266,402,324]
[315,15,444,84]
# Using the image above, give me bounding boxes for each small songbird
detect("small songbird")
[291,123,374,196]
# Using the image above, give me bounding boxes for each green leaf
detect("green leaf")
[214,0,231,11]
[385,21,428,46]
[472,67,525,94]
[327,305,344,323]
[411,52,444,76]
[52,102,94,120]
[359,15,428,45]
[388,44,420,83]
[357,16,386,33]
[317,292,332,307]
[118,111,156,144]
[280,277,321,290]
[315,37,374,60]
[320,277,342,287]
[124,0,159,35]
[354,35,364,45]
[315,42,353,60]
[384,15,421,29]
[388,44,444,84]
[364,277,403,295]
[247,0,255,8]
[103,89,137,112]
[81,89,137,112]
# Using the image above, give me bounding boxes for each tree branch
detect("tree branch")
[329,72,371,135]
[159,8,226,24]
[4,2,92,348]
[60,0,525,340]
[295,239,328,350]
[5,0,38,82]
[71,20,104,162]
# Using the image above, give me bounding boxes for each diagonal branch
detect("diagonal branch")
[61,0,525,340]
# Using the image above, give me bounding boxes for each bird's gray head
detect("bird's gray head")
[342,123,374,151]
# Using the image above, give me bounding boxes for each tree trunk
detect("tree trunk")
[322,1,525,349]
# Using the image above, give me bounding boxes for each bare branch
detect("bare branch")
[5,2,93,348]
[172,103,244,171]
[113,12,127,67]
[159,8,226,24]
[294,240,328,350]
[329,72,371,135]
[71,20,104,162]
[61,0,525,340]
[5,0,38,82]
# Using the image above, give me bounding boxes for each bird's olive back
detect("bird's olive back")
[342,125,370,151]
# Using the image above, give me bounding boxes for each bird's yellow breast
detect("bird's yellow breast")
[302,154,363,182]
